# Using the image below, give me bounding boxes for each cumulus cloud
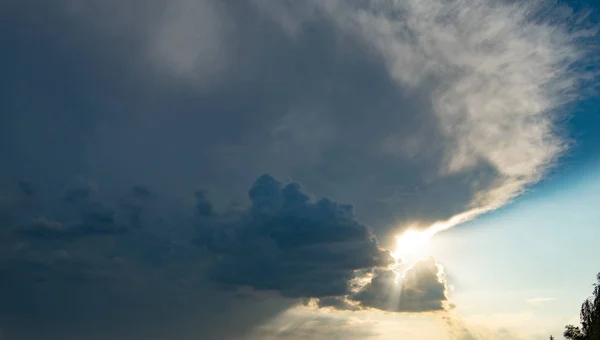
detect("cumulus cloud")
[351,257,448,312]
[196,175,393,298]
[194,175,450,313]
[0,174,450,340]
[311,257,450,314]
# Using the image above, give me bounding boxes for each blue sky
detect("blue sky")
[423,87,600,338]
[431,164,600,338]
[424,86,600,338]
[0,0,599,339]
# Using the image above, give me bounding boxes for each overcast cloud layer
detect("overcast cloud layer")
[0,0,595,339]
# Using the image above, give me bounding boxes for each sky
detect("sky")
[0,0,599,339]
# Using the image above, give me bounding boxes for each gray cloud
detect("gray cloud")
[0,179,297,340]
[1,0,592,238]
[196,175,393,298]
[0,0,595,338]
[0,174,446,339]
[351,258,448,312]
[310,257,449,313]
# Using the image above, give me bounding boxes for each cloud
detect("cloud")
[526,297,557,305]
[350,257,448,312]
[196,175,394,298]
[0,179,298,340]
[258,0,594,232]
[150,0,233,82]
[1,0,592,238]
[0,0,596,339]
[0,173,449,339]
[13,183,128,240]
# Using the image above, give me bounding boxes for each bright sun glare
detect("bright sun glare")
[393,229,432,260]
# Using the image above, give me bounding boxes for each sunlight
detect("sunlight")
[390,209,484,262]
[393,229,432,261]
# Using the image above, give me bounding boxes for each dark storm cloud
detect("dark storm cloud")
[196,175,393,298]
[5,0,587,239]
[0,173,442,339]
[0,178,298,340]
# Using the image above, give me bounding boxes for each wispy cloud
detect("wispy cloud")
[527,297,557,305]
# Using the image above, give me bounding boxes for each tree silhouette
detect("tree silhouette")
[564,324,585,340]
[563,273,600,340]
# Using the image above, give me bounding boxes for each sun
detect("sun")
[393,229,432,260]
